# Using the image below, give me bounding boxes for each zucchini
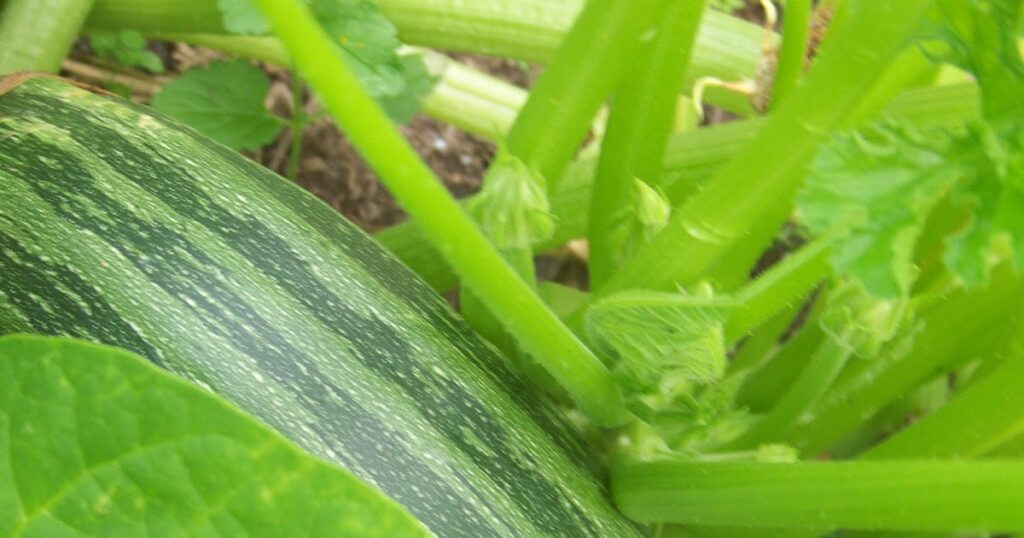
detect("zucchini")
[0,74,639,537]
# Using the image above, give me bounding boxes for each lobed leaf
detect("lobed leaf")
[89,30,165,74]
[151,59,283,151]
[798,0,1024,295]
[797,121,962,297]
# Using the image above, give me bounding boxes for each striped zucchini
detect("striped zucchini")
[0,75,639,537]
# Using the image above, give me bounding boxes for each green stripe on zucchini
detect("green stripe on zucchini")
[0,75,639,537]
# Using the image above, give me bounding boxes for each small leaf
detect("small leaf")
[215,0,434,121]
[379,54,437,124]
[469,151,554,249]
[89,30,165,74]
[586,289,732,396]
[0,335,429,537]
[152,60,282,151]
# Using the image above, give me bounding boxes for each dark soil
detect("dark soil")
[251,55,542,233]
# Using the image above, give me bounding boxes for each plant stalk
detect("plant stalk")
[0,0,95,74]
[587,0,707,287]
[613,458,1024,531]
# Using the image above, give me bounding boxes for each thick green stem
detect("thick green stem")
[770,0,811,108]
[735,306,825,412]
[587,0,706,286]
[461,0,673,350]
[864,317,1024,459]
[613,458,1024,531]
[0,0,95,74]
[85,0,766,114]
[501,0,674,185]
[726,301,802,375]
[725,337,851,450]
[786,270,1024,454]
[253,0,627,426]
[376,82,981,292]
[590,0,934,303]
[725,237,831,342]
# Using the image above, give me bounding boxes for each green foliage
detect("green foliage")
[378,54,436,123]
[89,30,165,73]
[0,335,428,537]
[586,286,731,397]
[797,121,961,297]
[798,0,1024,295]
[216,0,432,122]
[151,59,283,151]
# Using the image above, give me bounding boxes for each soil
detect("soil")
[252,54,539,233]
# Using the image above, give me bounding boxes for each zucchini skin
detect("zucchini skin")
[0,76,638,537]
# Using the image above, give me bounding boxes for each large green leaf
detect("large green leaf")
[0,334,428,537]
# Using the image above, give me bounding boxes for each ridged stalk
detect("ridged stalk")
[613,458,1024,531]
[590,0,935,303]
[0,0,95,73]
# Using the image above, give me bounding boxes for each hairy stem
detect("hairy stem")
[786,270,1024,454]
[377,83,981,292]
[864,316,1024,459]
[725,336,851,450]
[460,0,673,349]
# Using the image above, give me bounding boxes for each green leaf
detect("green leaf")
[216,0,433,122]
[378,54,436,124]
[469,150,554,249]
[799,0,1024,294]
[797,120,962,297]
[585,287,732,397]
[313,0,403,96]
[152,60,283,151]
[928,0,1024,119]
[0,334,429,537]
[89,30,165,74]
